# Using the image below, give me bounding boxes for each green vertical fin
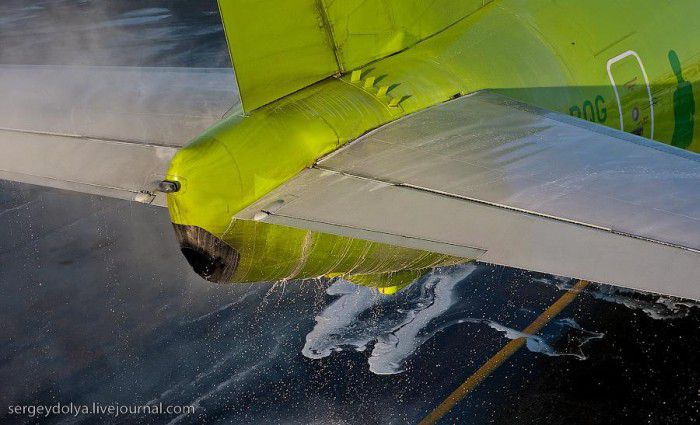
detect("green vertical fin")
[217,0,493,112]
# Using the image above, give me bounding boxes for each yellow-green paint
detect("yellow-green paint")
[218,0,496,111]
[167,0,700,284]
[219,220,463,283]
[217,0,338,112]
[346,270,428,294]
[166,77,396,237]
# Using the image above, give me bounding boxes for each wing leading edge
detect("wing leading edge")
[237,91,700,300]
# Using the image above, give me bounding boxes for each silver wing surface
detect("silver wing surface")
[238,92,700,300]
[0,65,238,205]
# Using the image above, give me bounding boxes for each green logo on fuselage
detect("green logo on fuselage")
[570,95,607,123]
[669,50,695,149]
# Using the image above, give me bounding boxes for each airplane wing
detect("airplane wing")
[236,91,700,300]
[1,64,697,299]
[0,65,239,206]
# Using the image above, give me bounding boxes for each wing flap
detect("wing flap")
[239,167,699,299]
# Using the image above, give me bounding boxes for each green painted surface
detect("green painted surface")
[322,0,493,72]
[167,0,700,283]
[218,0,494,111]
[221,220,462,284]
[669,50,696,149]
[217,0,338,112]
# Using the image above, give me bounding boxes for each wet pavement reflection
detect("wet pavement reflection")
[1,181,698,424]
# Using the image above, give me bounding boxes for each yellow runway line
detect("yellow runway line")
[419,279,590,425]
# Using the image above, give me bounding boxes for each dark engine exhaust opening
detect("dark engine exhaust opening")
[172,224,240,283]
[180,246,224,279]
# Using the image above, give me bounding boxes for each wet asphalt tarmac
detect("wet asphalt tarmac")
[1,180,698,425]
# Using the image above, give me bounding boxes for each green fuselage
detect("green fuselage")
[165,0,700,284]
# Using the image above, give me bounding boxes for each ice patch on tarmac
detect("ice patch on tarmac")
[303,265,603,375]
[531,276,700,320]
[480,317,603,360]
[303,265,478,375]
[591,286,700,320]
